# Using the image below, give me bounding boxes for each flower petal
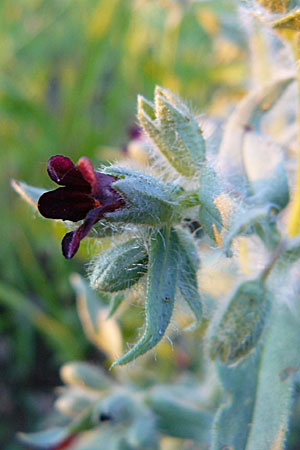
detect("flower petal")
[47,155,91,191]
[62,202,122,259]
[77,157,97,194]
[94,172,122,205]
[38,188,95,221]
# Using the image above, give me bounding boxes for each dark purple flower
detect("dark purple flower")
[38,155,123,259]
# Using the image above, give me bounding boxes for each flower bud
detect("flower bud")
[207,279,270,364]
[138,86,206,177]
[90,238,148,292]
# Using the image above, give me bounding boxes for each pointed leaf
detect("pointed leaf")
[103,166,180,226]
[175,227,202,322]
[112,227,179,366]
[11,179,47,209]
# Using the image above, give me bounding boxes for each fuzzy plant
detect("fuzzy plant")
[12,1,300,449]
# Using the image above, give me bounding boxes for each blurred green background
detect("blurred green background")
[0,0,246,448]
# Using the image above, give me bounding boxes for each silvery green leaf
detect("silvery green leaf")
[103,166,181,226]
[111,227,179,367]
[175,227,202,322]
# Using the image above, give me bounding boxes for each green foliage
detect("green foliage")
[104,166,182,225]
[112,227,179,367]
[175,227,202,322]
[8,0,300,449]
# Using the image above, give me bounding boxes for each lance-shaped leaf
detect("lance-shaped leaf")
[90,239,148,293]
[243,132,289,210]
[175,227,202,322]
[103,166,181,226]
[138,86,206,177]
[147,387,212,441]
[218,73,295,192]
[207,278,271,364]
[11,179,47,210]
[111,227,179,367]
[212,288,300,450]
